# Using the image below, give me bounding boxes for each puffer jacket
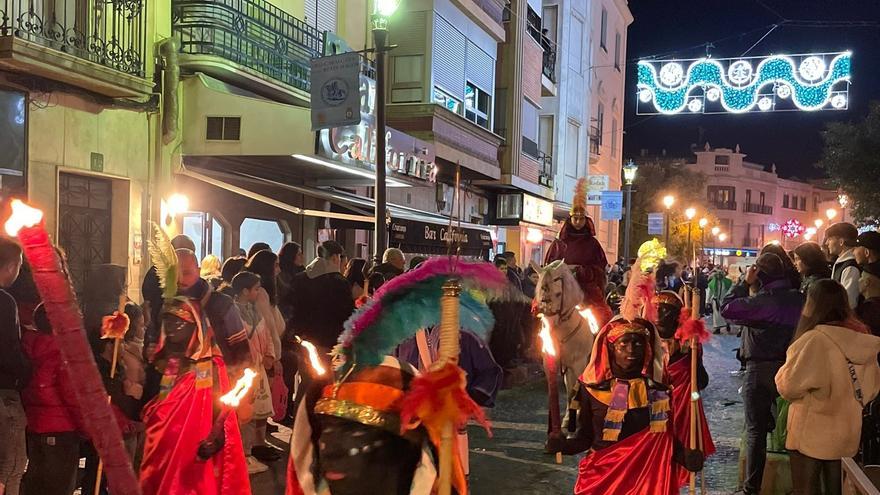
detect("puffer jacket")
[721,279,805,362]
[776,324,880,459]
[21,330,81,434]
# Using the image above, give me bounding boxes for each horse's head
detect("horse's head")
[535,261,584,317]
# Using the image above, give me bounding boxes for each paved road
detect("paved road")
[252,332,746,494]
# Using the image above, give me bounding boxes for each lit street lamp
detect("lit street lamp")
[663,195,675,248]
[826,208,838,222]
[814,219,823,229]
[622,160,638,267]
[371,0,398,259]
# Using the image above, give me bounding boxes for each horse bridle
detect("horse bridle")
[546,275,584,345]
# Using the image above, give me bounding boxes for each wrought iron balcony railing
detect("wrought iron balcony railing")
[589,125,601,156]
[542,45,556,82]
[537,150,553,189]
[172,0,322,92]
[0,0,146,76]
[743,203,773,215]
[711,200,737,211]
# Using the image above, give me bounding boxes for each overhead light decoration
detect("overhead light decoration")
[636,51,851,115]
[782,219,806,239]
[768,222,781,232]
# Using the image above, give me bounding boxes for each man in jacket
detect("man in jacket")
[721,253,805,495]
[0,237,26,495]
[826,222,861,308]
[370,247,405,285]
[289,240,355,351]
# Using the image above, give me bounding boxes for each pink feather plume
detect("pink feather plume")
[675,307,711,343]
[620,260,656,323]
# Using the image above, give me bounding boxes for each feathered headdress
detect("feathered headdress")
[572,177,588,214]
[620,257,657,324]
[147,222,178,301]
[336,257,508,372]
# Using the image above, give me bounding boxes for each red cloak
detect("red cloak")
[575,427,677,495]
[665,349,715,488]
[140,357,250,495]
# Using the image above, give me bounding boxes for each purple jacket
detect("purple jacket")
[721,279,804,362]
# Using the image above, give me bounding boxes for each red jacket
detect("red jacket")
[21,330,81,434]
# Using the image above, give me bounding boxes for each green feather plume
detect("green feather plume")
[147,222,178,301]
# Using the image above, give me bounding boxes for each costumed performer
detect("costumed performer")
[545,178,613,326]
[140,225,250,495]
[546,316,704,494]
[286,258,507,495]
[653,290,715,488]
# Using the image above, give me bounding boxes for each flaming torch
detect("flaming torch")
[538,314,563,464]
[297,337,327,377]
[5,200,141,495]
[198,368,257,461]
[576,305,601,335]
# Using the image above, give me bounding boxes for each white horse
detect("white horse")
[535,261,596,427]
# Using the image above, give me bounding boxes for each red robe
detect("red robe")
[140,356,250,495]
[575,427,677,495]
[665,349,715,488]
[545,218,612,325]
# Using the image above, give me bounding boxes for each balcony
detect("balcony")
[172,0,322,104]
[0,0,151,97]
[537,150,553,189]
[589,125,600,164]
[542,43,556,83]
[743,203,773,215]
[711,201,737,211]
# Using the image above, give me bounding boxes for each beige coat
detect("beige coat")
[776,324,880,460]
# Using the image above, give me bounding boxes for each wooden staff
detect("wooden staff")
[689,289,701,495]
[435,278,462,495]
[95,295,127,495]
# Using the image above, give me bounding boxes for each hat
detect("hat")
[755,252,785,280]
[857,231,880,252]
[825,222,859,242]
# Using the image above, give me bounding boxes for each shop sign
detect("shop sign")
[587,175,609,205]
[317,72,437,182]
[522,194,553,226]
[389,219,493,251]
[310,52,361,131]
[600,191,623,221]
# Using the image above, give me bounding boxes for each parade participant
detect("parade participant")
[653,290,715,488]
[545,178,612,325]
[546,316,704,494]
[140,228,250,495]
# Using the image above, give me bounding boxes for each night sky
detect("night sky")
[622,0,880,179]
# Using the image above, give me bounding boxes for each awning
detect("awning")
[179,164,494,255]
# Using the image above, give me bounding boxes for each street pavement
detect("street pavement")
[252,331,746,494]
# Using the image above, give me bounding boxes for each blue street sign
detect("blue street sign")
[600,191,623,221]
[648,212,664,235]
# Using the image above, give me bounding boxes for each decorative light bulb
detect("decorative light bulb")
[727,60,753,85]
[776,84,791,99]
[659,63,684,87]
[758,97,773,111]
[706,87,721,102]
[831,94,847,109]
[799,56,826,81]
[687,98,703,113]
[639,88,653,102]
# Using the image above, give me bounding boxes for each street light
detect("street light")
[698,218,708,264]
[826,208,838,221]
[711,226,720,236]
[663,195,675,248]
[814,219,824,229]
[622,160,638,267]
[371,0,398,260]
[684,207,697,267]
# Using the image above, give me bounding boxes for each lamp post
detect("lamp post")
[711,226,720,266]
[371,0,398,259]
[663,194,675,248]
[698,217,708,265]
[718,232,728,267]
[622,160,638,268]
[685,207,696,268]
[839,194,849,223]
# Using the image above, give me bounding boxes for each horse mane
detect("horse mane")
[537,262,583,316]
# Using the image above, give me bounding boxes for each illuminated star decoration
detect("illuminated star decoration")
[781,219,806,239]
[636,52,851,115]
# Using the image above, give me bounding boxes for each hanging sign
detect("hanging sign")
[648,212,664,235]
[600,191,623,221]
[310,52,362,130]
[587,175,609,205]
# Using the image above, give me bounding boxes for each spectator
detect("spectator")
[288,240,355,350]
[521,265,540,300]
[247,242,271,260]
[0,236,27,495]
[825,222,861,309]
[371,248,406,282]
[200,254,223,290]
[855,232,880,337]
[276,241,304,320]
[344,258,368,300]
[141,234,195,346]
[218,256,247,297]
[488,257,522,370]
[408,256,427,272]
[760,242,802,291]
[793,241,831,294]
[776,279,880,495]
[501,251,524,293]
[20,304,81,495]
[721,252,804,495]
[707,269,732,334]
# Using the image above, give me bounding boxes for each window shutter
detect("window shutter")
[304,0,336,34]
[466,42,494,93]
[433,14,466,100]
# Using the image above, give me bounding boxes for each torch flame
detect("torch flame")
[300,339,327,376]
[538,314,556,357]
[5,200,43,237]
[576,305,600,335]
[219,368,257,408]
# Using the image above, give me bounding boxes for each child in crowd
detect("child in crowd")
[121,302,147,471]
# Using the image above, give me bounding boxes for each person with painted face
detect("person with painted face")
[545,178,612,326]
[546,316,704,494]
[653,291,715,488]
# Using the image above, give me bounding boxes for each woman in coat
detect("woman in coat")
[776,279,880,495]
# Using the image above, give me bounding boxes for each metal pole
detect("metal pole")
[373,28,388,259]
[623,183,633,267]
[687,222,692,268]
[665,211,670,249]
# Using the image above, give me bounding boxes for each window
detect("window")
[0,88,25,199]
[611,118,618,157]
[707,186,735,208]
[714,155,730,165]
[394,56,422,84]
[614,32,621,70]
[783,194,789,208]
[183,212,225,261]
[759,192,766,207]
[596,103,604,146]
[240,218,284,254]
[522,100,539,159]
[569,17,583,73]
[542,6,558,44]
[433,87,461,114]
[538,115,554,157]
[465,82,491,129]
[745,189,752,205]
[304,0,337,34]
[600,8,608,51]
[566,121,581,178]
[206,116,240,141]
[814,195,819,212]
[800,196,807,210]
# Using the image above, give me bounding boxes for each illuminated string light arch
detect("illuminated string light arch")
[636,52,852,115]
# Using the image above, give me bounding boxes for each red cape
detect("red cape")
[575,427,677,495]
[545,220,612,325]
[665,349,715,488]
[140,357,250,495]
